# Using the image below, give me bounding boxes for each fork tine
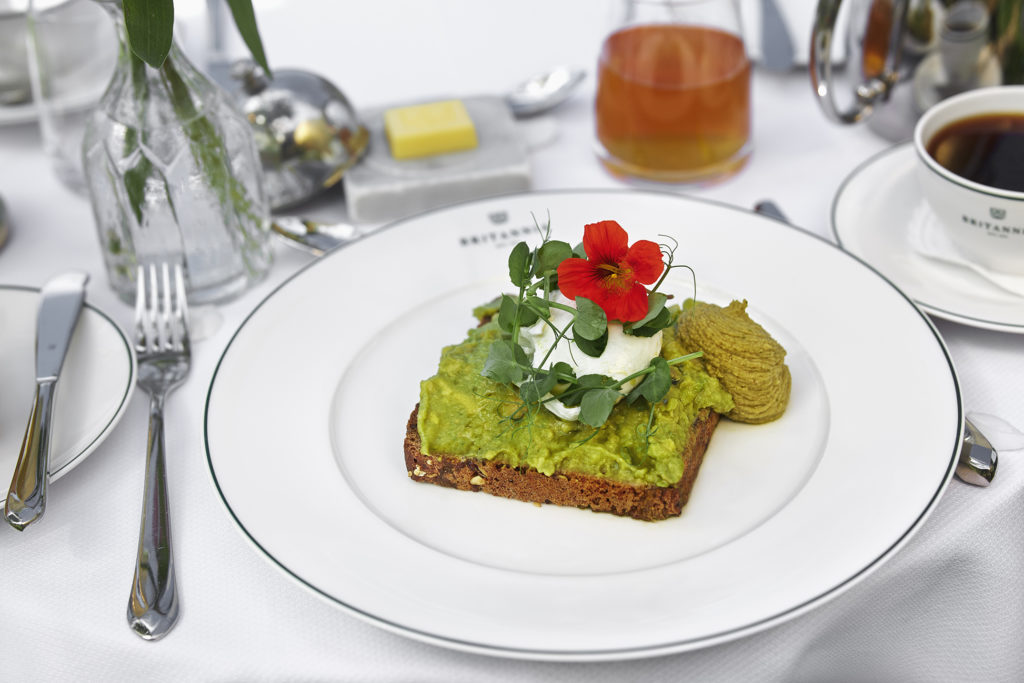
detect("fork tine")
[134,265,147,351]
[171,263,190,351]
[160,263,173,351]
[149,263,161,353]
[135,262,190,355]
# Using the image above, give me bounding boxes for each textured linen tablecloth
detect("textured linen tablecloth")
[2,1,1023,680]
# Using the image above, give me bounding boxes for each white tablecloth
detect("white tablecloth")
[2,1,1023,680]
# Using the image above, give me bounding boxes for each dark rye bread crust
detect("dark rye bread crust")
[404,405,720,521]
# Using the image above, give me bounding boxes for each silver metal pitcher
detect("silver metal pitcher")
[811,0,1024,140]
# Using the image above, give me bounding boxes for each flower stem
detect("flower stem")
[608,351,704,391]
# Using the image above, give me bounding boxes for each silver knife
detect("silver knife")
[5,271,90,530]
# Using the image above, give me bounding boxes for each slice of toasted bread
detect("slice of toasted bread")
[403,405,720,521]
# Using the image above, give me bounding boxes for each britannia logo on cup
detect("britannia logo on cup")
[990,208,1007,220]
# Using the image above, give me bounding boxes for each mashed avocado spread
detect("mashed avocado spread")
[676,299,791,424]
[417,318,733,488]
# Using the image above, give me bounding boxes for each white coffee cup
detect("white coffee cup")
[914,86,1024,276]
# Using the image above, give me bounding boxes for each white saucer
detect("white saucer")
[0,285,135,483]
[832,143,1024,334]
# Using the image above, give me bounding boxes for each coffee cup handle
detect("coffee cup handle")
[811,0,907,124]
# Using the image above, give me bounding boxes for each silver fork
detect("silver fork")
[127,263,190,641]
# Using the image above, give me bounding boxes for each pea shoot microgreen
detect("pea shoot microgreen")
[480,217,703,440]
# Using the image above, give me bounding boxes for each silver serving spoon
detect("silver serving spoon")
[506,66,586,118]
[752,199,998,486]
[271,215,357,257]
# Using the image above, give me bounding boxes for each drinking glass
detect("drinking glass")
[26,0,117,192]
[595,0,752,184]
[0,1,32,105]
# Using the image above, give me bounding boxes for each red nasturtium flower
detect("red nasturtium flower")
[557,220,664,322]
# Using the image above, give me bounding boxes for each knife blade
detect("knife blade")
[5,271,90,530]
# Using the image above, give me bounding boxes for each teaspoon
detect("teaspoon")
[506,66,586,118]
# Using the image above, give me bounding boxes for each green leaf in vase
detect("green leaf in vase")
[123,0,174,68]
[226,0,272,76]
[122,0,270,77]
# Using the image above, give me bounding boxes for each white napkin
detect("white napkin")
[907,202,1024,298]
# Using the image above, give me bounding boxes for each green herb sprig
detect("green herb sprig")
[480,217,702,431]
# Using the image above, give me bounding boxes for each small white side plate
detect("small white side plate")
[0,285,135,482]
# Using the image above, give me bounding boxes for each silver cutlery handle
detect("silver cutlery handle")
[127,392,180,640]
[956,417,998,487]
[5,380,57,530]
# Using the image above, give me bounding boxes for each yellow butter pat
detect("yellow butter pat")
[384,100,478,160]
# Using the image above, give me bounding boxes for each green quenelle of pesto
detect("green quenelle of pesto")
[417,321,734,488]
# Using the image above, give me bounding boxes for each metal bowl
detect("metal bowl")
[226,60,369,210]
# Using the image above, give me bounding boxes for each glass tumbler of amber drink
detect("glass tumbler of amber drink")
[595,0,752,184]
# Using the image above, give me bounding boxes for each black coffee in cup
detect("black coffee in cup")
[925,113,1024,193]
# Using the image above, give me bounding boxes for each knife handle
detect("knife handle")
[5,379,58,530]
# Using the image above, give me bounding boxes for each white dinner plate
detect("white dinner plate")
[832,143,1024,333]
[206,190,961,661]
[0,285,135,483]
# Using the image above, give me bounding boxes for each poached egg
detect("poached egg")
[518,293,663,421]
